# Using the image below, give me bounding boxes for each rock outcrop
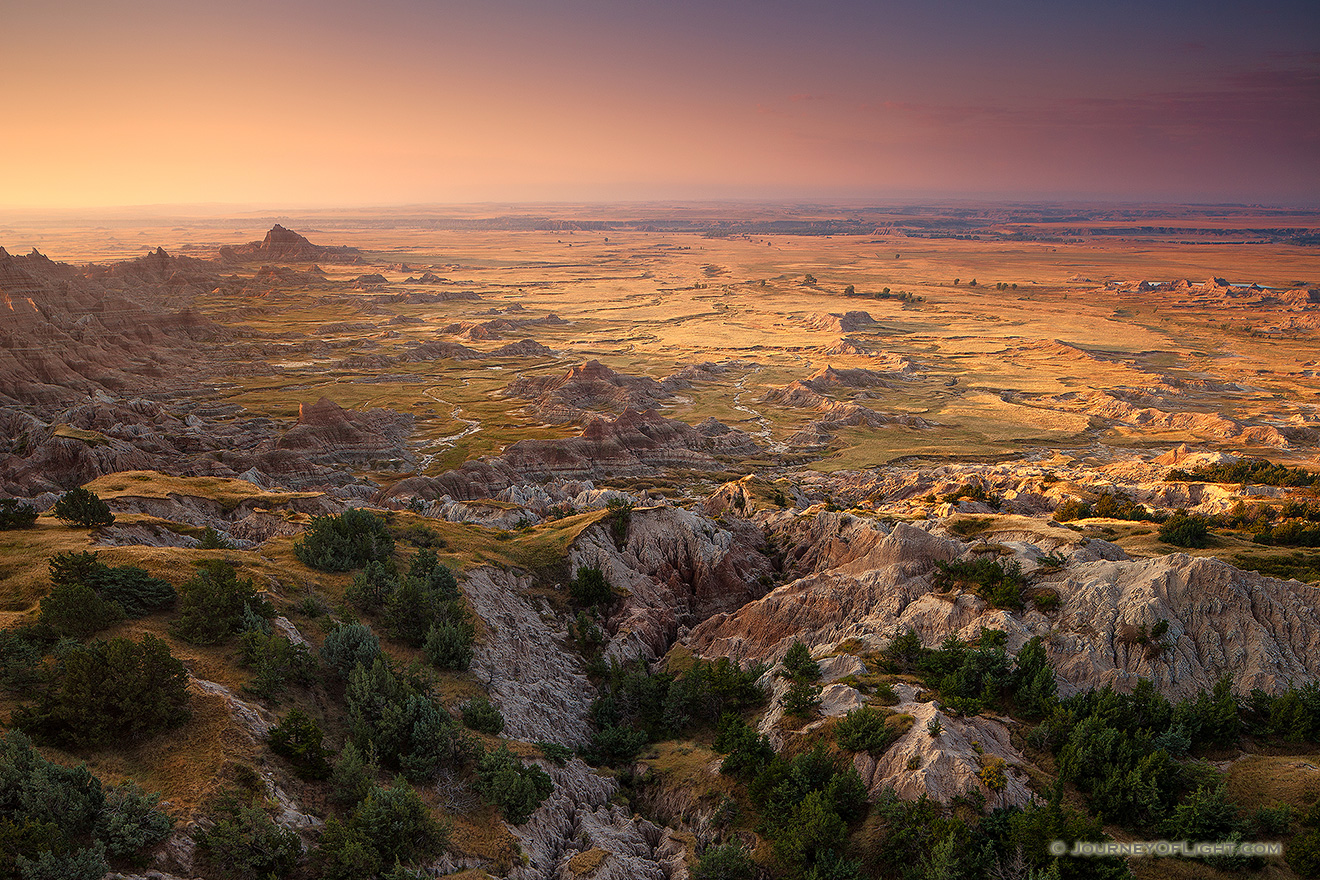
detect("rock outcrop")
[465,568,596,747]
[688,513,1320,699]
[506,360,672,424]
[219,225,361,263]
[569,506,774,660]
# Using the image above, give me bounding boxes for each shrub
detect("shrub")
[239,631,316,698]
[197,526,234,549]
[269,709,332,780]
[0,730,170,878]
[0,626,43,693]
[934,558,1026,609]
[345,560,398,612]
[172,562,273,645]
[537,741,573,765]
[353,777,448,863]
[606,498,633,548]
[582,724,649,766]
[476,746,553,824]
[330,741,378,809]
[13,634,190,748]
[38,581,124,638]
[48,551,176,617]
[772,789,848,870]
[781,679,823,718]
[344,659,468,781]
[692,843,757,880]
[461,696,505,734]
[96,781,173,858]
[195,791,302,880]
[1159,512,1211,548]
[782,640,820,682]
[0,498,38,529]
[52,487,114,528]
[294,509,394,572]
[834,707,902,756]
[322,623,382,677]
[569,566,613,607]
[422,618,475,671]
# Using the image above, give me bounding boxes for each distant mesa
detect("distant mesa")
[809,310,877,333]
[352,273,388,288]
[505,359,672,423]
[219,224,362,264]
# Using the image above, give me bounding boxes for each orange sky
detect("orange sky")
[4,0,1318,208]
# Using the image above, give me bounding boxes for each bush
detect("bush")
[52,487,114,528]
[195,791,302,880]
[422,618,474,671]
[0,730,171,878]
[38,581,124,638]
[330,741,378,809]
[14,634,190,748]
[239,631,316,698]
[476,746,553,824]
[353,777,448,863]
[96,781,173,859]
[344,560,399,612]
[294,509,394,572]
[461,696,505,735]
[47,551,176,618]
[782,640,820,682]
[934,558,1026,609]
[834,707,902,756]
[322,623,382,677]
[1159,512,1212,548]
[582,724,649,766]
[197,526,234,549]
[606,498,633,548]
[781,679,822,718]
[172,562,273,645]
[269,709,332,780]
[344,659,469,781]
[692,843,757,880]
[569,566,613,607]
[0,498,38,530]
[0,627,43,693]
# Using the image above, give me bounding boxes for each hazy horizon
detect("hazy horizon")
[5,0,1317,209]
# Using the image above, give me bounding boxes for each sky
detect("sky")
[3,0,1318,208]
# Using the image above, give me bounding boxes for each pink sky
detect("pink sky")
[4,0,1317,207]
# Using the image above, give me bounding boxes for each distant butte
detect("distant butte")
[219,224,362,264]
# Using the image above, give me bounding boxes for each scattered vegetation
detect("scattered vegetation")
[1158,511,1212,548]
[172,561,275,645]
[1054,490,1160,522]
[475,745,553,824]
[294,508,394,571]
[52,486,115,527]
[942,483,1002,510]
[345,549,474,671]
[13,634,190,748]
[585,656,768,765]
[0,498,38,529]
[0,730,172,879]
[933,557,1027,609]
[1168,457,1318,487]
